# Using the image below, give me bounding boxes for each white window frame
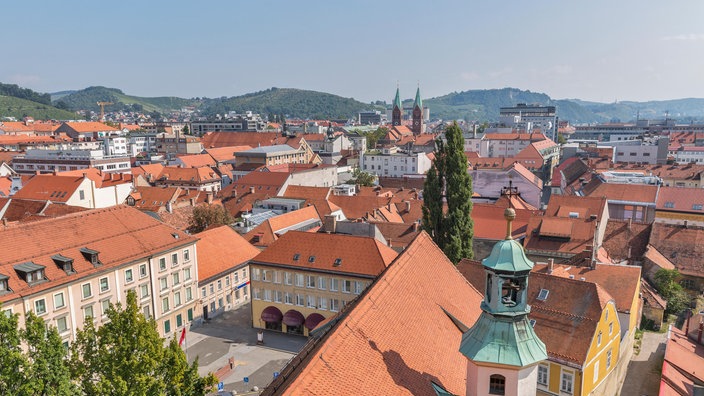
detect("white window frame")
[125,269,134,284]
[561,371,574,394]
[34,298,47,315]
[53,292,65,310]
[537,364,548,385]
[82,283,92,299]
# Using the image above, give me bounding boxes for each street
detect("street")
[183,303,308,394]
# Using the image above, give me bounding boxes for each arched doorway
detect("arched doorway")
[261,306,283,331]
[283,309,305,335]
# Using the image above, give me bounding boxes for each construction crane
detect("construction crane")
[96,101,114,122]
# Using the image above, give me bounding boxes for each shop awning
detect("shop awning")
[304,313,326,330]
[261,306,283,323]
[283,310,305,327]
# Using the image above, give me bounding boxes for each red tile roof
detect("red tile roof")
[268,232,484,395]
[601,219,651,262]
[585,182,659,203]
[369,221,420,249]
[232,171,289,195]
[245,206,321,247]
[0,206,195,303]
[648,222,704,277]
[201,132,292,149]
[59,121,120,133]
[252,231,397,277]
[204,146,252,163]
[656,186,704,213]
[659,326,704,395]
[57,167,133,188]
[12,174,87,202]
[176,153,217,168]
[472,203,534,240]
[282,185,331,200]
[196,225,260,282]
[158,166,220,183]
[533,262,640,313]
[328,194,395,220]
[458,259,612,365]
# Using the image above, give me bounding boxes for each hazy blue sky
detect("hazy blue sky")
[2,1,704,103]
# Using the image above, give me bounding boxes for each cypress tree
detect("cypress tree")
[422,122,474,263]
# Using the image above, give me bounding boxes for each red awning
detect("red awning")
[304,313,326,330]
[261,306,283,323]
[283,310,305,327]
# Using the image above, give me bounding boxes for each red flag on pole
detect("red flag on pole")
[179,328,186,347]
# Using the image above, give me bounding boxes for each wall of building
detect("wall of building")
[286,167,338,188]
[197,266,250,322]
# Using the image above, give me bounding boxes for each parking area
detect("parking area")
[184,303,308,394]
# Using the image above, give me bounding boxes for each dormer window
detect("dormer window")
[52,254,75,274]
[0,274,9,294]
[80,247,101,267]
[14,262,46,285]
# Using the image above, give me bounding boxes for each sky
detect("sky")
[2,1,704,104]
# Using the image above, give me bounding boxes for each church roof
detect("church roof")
[482,238,535,273]
[414,86,423,109]
[393,87,402,110]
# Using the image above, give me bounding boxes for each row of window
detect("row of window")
[161,286,194,314]
[253,269,366,294]
[200,269,248,298]
[163,308,194,334]
[159,267,193,293]
[253,289,346,312]
[537,365,574,393]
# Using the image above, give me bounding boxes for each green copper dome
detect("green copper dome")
[482,238,534,273]
[460,313,548,367]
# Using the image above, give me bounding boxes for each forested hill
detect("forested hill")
[0,83,52,105]
[199,88,377,119]
[54,86,197,114]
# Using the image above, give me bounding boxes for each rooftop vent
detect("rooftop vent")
[293,253,300,261]
[333,258,342,267]
[568,275,575,279]
[580,277,586,281]
[308,256,316,263]
[568,212,579,218]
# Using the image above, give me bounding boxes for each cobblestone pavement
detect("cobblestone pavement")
[183,303,308,395]
[619,331,667,396]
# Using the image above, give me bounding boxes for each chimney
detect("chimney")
[166,201,173,213]
[412,221,419,232]
[206,192,213,205]
[190,197,196,206]
[699,320,703,345]
[387,238,392,247]
[547,258,554,275]
[628,217,632,230]
[231,189,237,198]
[249,186,255,194]
[324,215,337,234]
[684,220,689,229]
[404,200,411,213]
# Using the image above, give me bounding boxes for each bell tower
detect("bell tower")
[412,85,424,135]
[392,86,403,127]
[460,205,547,396]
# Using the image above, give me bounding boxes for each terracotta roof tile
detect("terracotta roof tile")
[196,225,260,282]
[601,219,651,262]
[656,186,704,212]
[271,232,483,395]
[458,260,612,365]
[245,206,321,247]
[648,222,704,277]
[642,245,675,270]
[533,262,640,313]
[176,153,217,168]
[12,174,87,202]
[59,121,120,133]
[157,166,220,183]
[204,146,252,163]
[252,231,397,277]
[586,182,659,203]
[660,326,704,395]
[282,185,331,200]
[472,203,534,240]
[328,194,395,220]
[0,206,195,303]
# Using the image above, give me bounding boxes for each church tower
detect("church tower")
[412,86,425,135]
[459,207,547,396]
[392,86,403,127]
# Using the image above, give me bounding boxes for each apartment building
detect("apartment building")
[0,206,199,345]
[195,226,259,322]
[249,231,397,336]
[360,145,431,177]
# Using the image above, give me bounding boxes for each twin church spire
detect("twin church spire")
[391,85,425,135]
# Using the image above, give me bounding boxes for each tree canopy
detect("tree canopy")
[653,269,690,316]
[422,122,474,263]
[188,204,234,234]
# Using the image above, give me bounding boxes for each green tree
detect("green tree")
[0,307,29,395]
[557,132,567,145]
[182,124,190,135]
[422,122,474,263]
[349,168,377,187]
[654,269,690,315]
[70,291,215,396]
[21,312,77,396]
[188,204,234,234]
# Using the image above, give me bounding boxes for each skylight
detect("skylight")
[537,289,549,301]
[308,256,316,263]
[333,258,342,266]
[293,253,300,261]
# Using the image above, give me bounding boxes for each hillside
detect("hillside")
[422,88,605,123]
[0,95,79,120]
[54,86,198,114]
[200,87,377,119]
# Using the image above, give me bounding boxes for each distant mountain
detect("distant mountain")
[199,87,377,119]
[54,86,199,114]
[4,82,704,124]
[0,95,79,120]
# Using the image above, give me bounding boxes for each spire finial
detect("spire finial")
[502,179,518,239]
